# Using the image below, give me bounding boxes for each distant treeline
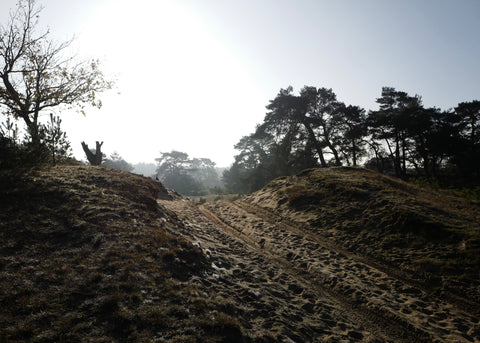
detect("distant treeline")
[155,151,223,196]
[223,86,480,194]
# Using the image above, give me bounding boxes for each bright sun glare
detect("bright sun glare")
[64,0,260,166]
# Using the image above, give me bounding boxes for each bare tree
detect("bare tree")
[0,0,112,147]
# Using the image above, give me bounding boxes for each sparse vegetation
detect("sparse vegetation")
[0,2,478,341]
[161,166,480,341]
[244,167,480,305]
[0,165,249,342]
[1,162,479,341]
[0,114,75,168]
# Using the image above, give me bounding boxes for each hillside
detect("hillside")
[162,167,480,342]
[1,165,479,342]
[243,167,480,307]
[0,165,246,342]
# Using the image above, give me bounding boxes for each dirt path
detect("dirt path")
[158,199,479,342]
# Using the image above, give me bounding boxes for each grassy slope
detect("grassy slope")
[0,165,244,343]
[2,164,479,341]
[244,167,480,308]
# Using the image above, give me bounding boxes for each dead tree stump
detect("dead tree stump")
[81,141,103,166]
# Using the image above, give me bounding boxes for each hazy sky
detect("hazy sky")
[0,0,479,167]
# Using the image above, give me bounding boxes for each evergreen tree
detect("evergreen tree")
[451,101,480,179]
[367,87,422,178]
[42,114,72,165]
[332,104,367,166]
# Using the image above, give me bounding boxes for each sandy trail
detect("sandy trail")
[158,198,479,342]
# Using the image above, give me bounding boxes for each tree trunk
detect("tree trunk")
[327,141,341,166]
[351,139,357,166]
[81,141,103,166]
[302,121,327,167]
[394,132,402,178]
[422,155,430,178]
[322,123,341,166]
[367,140,382,173]
[432,156,440,179]
[401,133,407,178]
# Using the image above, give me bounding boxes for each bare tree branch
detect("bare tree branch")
[0,0,112,146]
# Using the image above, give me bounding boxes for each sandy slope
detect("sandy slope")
[2,164,478,342]
[159,195,480,342]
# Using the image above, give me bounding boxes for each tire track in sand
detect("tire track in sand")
[202,199,480,343]
[159,199,439,342]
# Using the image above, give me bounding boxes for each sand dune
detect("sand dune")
[159,167,480,342]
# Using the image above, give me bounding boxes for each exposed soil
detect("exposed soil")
[159,198,479,342]
[243,168,480,309]
[1,165,479,342]
[159,167,480,342]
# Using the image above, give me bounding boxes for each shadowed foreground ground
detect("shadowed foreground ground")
[1,165,479,342]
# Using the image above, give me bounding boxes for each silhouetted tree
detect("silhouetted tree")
[0,117,18,143]
[0,0,111,149]
[227,84,480,193]
[332,104,367,166]
[264,87,329,167]
[233,133,271,170]
[1,113,71,166]
[81,141,103,166]
[363,138,392,174]
[451,101,480,179]
[367,87,422,178]
[0,117,23,168]
[225,86,372,193]
[455,101,480,147]
[300,86,343,166]
[43,113,71,165]
[263,86,353,167]
[396,107,457,178]
[223,133,271,193]
[222,162,248,194]
[225,118,320,193]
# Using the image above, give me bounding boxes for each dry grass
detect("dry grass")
[0,165,246,342]
[2,164,479,341]
[244,167,480,306]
